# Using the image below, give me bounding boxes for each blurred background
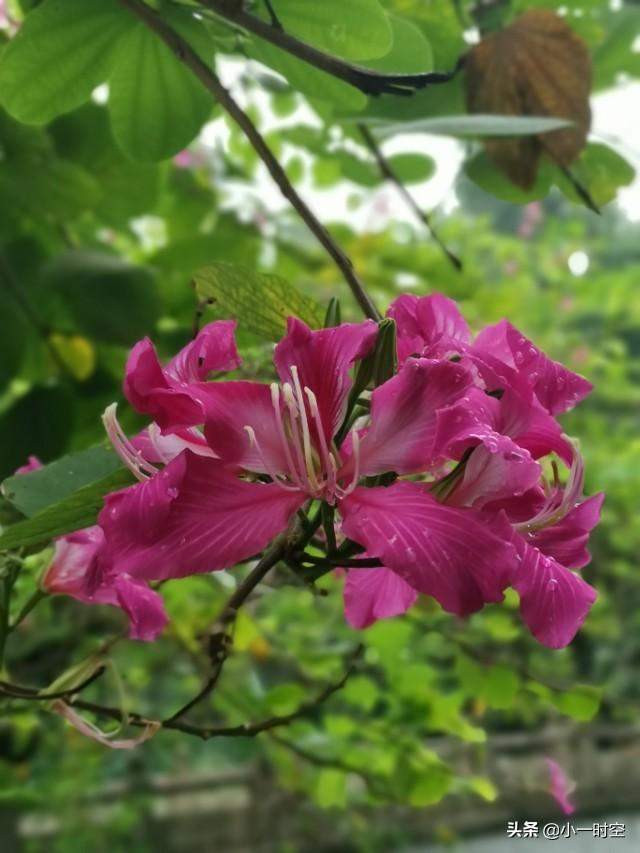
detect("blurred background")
[0,0,639,850]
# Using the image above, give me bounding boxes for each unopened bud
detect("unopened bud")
[323,297,342,328]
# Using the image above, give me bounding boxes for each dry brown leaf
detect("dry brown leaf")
[465,10,591,189]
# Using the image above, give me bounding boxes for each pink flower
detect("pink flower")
[89,301,600,650]
[123,320,240,432]
[546,758,576,815]
[389,294,592,416]
[340,297,600,647]
[15,455,42,475]
[42,528,167,642]
[94,318,517,622]
[14,463,168,642]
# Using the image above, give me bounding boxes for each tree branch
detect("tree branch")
[118,0,380,321]
[358,124,462,271]
[165,533,289,723]
[41,644,363,741]
[202,0,463,97]
[0,666,106,702]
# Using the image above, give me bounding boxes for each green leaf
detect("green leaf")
[335,150,379,186]
[248,39,366,112]
[108,7,214,161]
[0,386,74,482]
[364,14,433,73]
[8,157,101,220]
[314,769,347,809]
[44,251,160,346]
[483,665,520,710]
[593,8,640,90]
[556,143,635,208]
[193,263,323,340]
[465,150,554,203]
[374,114,573,139]
[552,686,601,722]
[455,654,485,695]
[468,776,498,802]
[49,103,161,225]
[275,0,392,61]
[387,153,435,184]
[0,289,29,389]
[0,0,131,124]
[341,675,379,711]
[2,447,123,517]
[264,683,307,715]
[0,468,134,551]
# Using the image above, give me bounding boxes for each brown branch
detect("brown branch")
[47,644,363,741]
[165,533,289,723]
[358,124,462,271]
[0,666,106,702]
[118,0,380,321]
[202,0,463,97]
[262,0,283,30]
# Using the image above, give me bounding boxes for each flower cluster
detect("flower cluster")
[39,294,602,649]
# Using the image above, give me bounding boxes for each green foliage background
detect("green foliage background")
[0,0,639,849]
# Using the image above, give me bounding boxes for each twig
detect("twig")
[0,666,106,701]
[46,644,362,741]
[9,589,47,631]
[358,124,462,271]
[118,0,380,321]
[263,0,283,30]
[166,532,290,723]
[202,0,463,97]
[557,163,601,216]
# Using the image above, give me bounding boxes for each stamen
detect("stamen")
[243,426,300,492]
[517,443,584,533]
[270,383,302,488]
[147,422,173,464]
[283,380,312,492]
[102,403,158,482]
[290,367,319,491]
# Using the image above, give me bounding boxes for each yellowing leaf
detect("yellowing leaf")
[465,10,591,188]
[49,334,96,381]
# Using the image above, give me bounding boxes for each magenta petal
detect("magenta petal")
[474,321,592,415]
[131,426,215,464]
[343,565,418,629]
[98,450,305,582]
[528,493,604,569]
[357,358,474,476]
[433,387,500,460]
[449,435,541,509]
[123,322,241,431]
[123,338,204,430]
[165,320,240,383]
[546,758,576,815]
[387,293,471,364]
[274,317,377,439]
[511,535,597,648]
[15,455,43,475]
[202,380,292,474]
[43,527,106,599]
[515,403,573,465]
[339,482,516,617]
[113,574,168,642]
[43,528,167,642]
